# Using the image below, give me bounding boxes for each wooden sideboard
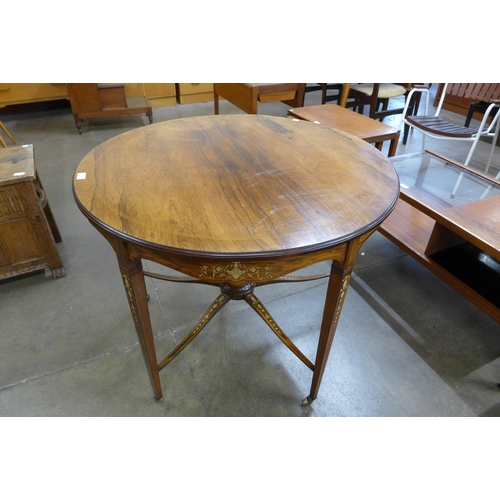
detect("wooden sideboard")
[0,84,177,109]
[0,83,68,108]
[175,83,215,104]
[124,83,176,108]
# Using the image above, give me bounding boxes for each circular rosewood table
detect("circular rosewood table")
[73,114,399,406]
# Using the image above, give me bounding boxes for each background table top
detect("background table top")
[288,104,399,139]
[73,115,399,257]
[0,144,35,186]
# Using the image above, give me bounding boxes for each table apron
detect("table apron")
[125,241,350,284]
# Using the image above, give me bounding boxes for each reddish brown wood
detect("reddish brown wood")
[288,104,400,156]
[73,115,399,404]
[213,83,306,115]
[434,83,500,117]
[66,83,153,134]
[405,116,479,137]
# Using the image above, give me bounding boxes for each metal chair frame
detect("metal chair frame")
[398,84,500,175]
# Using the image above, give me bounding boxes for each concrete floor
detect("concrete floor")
[1,84,499,417]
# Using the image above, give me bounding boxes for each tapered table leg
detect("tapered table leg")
[301,265,353,407]
[119,259,163,401]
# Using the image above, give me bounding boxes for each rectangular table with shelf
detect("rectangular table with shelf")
[287,104,400,157]
[379,151,500,322]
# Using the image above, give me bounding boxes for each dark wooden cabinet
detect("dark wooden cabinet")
[0,144,65,280]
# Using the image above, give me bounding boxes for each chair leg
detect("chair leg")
[451,135,484,197]
[403,123,411,144]
[465,104,476,128]
[484,120,500,175]
[464,134,484,166]
[0,121,16,145]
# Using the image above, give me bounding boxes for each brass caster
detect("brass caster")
[300,395,315,407]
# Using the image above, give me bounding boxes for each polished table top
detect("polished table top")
[73,114,399,260]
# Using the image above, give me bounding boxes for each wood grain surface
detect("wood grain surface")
[73,115,399,256]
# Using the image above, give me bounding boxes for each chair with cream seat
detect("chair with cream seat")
[346,83,409,121]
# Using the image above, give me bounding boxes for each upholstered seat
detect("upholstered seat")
[346,83,410,122]
[349,83,407,99]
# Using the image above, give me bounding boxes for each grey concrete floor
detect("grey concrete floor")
[1,84,499,417]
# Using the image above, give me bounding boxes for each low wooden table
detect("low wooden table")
[0,144,65,280]
[380,150,500,323]
[288,104,401,157]
[73,115,399,405]
[214,83,306,114]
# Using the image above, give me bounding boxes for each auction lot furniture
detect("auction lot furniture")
[73,115,399,405]
[0,145,65,280]
[213,83,306,114]
[175,83,215,104]
[66,83,153,134]
[0,83,68,108]
[401,84,500,174]
[287,104,400,157]
[346,83,408,121]
[379,151,500,323]
[0,83,176,110]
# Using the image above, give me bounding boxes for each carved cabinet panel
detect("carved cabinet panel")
[0,145,65,280]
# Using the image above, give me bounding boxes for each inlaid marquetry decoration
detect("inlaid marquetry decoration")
[122,275,140,328]
[333,274,351,328]
[158,293,231,370]
[200,262,272,282]
[245,293,314,370]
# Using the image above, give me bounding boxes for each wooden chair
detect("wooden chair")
[66,84,153,134]
[304,84,345,104]
[345,83,409,121]
[400,83,500,174]
[0,121,16,148]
